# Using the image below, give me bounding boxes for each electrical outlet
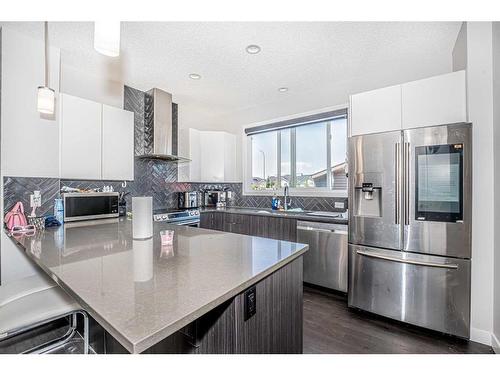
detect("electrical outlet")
[31,191,42,209]
[334,201,344,209]
[244,286,257,321]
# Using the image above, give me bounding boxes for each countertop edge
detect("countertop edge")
[6,231,308,354]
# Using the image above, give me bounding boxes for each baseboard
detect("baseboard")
[492,332,500,354]
[470,327,492,346]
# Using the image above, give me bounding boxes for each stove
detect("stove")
[153,209,200,227]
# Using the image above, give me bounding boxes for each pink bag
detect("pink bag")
[4,202,28,231]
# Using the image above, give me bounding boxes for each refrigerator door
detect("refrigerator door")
[348,244,471,338]
[349,131,403,250]
[403,123,472,258]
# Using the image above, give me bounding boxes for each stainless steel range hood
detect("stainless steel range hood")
[136,88,190,163]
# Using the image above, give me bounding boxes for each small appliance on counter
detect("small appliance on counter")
[178,191,202,209]
[203,188,232,207]
[63,192,119,222]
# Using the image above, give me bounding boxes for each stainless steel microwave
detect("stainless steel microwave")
[63,192,119,222]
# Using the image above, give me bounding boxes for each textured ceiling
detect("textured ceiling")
[1,22,461,130]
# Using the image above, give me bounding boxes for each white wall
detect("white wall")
[492,21,500,354]
[466,22,495,346]
[1,27,61,178]
[60,64,124,108]
[0,27,59,284]
[452,23,467,72]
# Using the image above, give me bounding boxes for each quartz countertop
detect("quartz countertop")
[7,219,308,353]
[201,206,348,225]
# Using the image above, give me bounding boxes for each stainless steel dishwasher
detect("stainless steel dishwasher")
[297,221,348,292]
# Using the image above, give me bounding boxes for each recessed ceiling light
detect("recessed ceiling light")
[246,44,261,54]
[278,87,289,92]
[189,73,201,80]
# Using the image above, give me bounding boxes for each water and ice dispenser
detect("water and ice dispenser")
[354,176,382,217]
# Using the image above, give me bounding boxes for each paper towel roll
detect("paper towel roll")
[132,197,153,239]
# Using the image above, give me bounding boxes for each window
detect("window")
[250,131,278,190]
[246,111,347,194]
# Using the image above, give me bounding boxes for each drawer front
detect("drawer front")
[348,244,470,338]
[224,214,249,235]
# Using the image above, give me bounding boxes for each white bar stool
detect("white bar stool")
[0,273,89,354]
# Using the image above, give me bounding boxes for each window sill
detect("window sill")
[242,188,348,198]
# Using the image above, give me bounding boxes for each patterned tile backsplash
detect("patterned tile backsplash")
[3,176,347,217]
[3,177,60,217]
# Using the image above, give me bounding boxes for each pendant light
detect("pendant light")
[37,21,55,115]
[94,21,121,57]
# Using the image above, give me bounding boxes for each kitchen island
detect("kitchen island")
[7,218,308,354]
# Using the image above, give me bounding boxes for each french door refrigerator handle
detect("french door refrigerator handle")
[356,250,459,269]
[404,142,410,226]
[395,143,400,224]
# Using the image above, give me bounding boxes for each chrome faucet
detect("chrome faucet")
[283,186,292,210]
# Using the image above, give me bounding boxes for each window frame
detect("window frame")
[243,107,348,198]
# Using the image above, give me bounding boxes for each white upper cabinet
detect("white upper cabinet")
[223,132,237,182]
[102,105,135,180]
[200,132,226,182]
[60,94,135,180]
[60,94,102,179]
[401,70,467,129]
[349,71,467,137]
[349,85,402,136]
[181,129,238,182]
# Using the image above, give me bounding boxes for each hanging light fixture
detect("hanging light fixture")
[37,21,55,115]
[94,21,121,57]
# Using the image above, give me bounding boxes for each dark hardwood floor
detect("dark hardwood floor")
[303,286,494,354]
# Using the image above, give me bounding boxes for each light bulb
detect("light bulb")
[37,86,55,115]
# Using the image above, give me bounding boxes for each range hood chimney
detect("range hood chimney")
[136,88,190,163]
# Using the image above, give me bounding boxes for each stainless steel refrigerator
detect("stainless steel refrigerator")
[348,123,472,338]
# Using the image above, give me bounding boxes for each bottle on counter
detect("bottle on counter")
[272,190,278,210]
[54,198,64,223]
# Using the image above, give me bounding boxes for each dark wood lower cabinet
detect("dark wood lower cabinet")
[200,211,297,242]
[223,213,250,235]
[97,257,303,354]
[234,256,303,353]
[200,212,224,231]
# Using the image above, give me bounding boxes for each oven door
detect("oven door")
[403,123,471,258]
[173,219,200,227]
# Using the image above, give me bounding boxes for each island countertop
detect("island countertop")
[7,219,308,353]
